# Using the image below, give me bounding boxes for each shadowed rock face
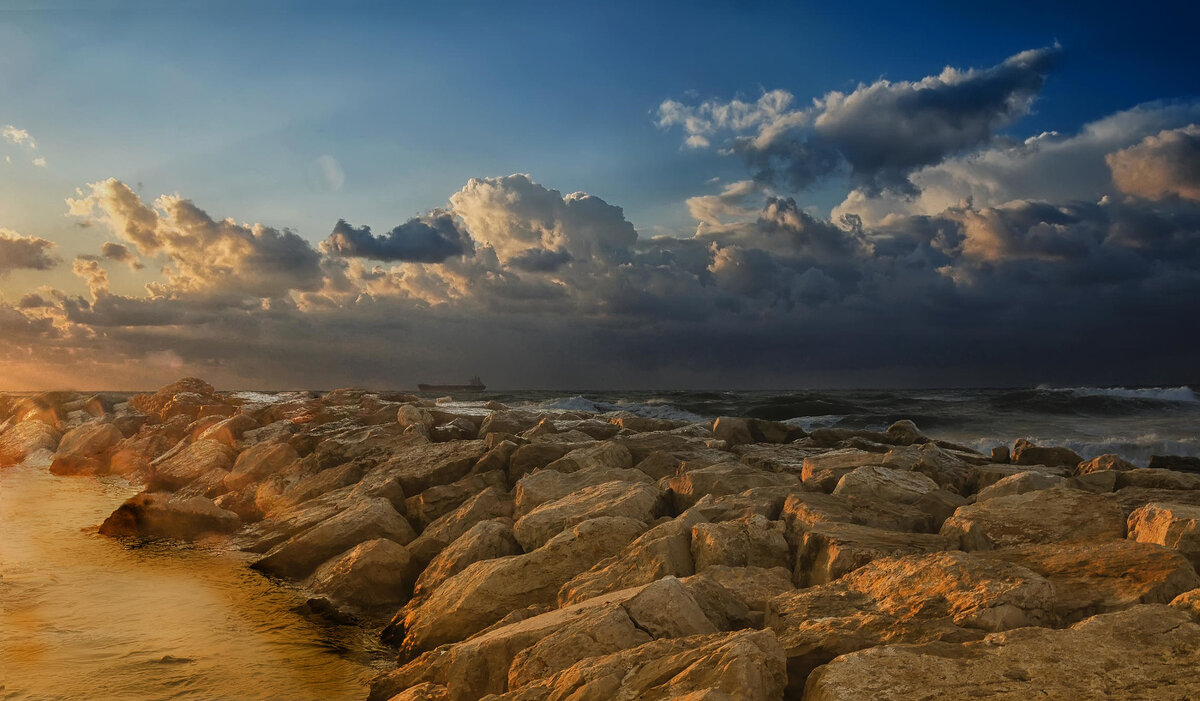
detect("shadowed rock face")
[20,379,1193,701]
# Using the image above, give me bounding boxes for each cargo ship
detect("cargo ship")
[417,376,486,392]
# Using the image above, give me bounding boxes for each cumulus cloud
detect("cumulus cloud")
[2,125,36,148]
[322,212,473,263]
[100,241,144,270]
[1107,124,1200,201]
[659,45,1061,193]
[0,229,58,275]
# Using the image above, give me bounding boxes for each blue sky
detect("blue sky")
[1,1,1199,389]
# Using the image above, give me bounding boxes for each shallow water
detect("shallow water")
[0,462,382,701]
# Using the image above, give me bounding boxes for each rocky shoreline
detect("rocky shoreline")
[4,378,1200,700]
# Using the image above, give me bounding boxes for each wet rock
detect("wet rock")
[308,538,416,613]
[513,480,665,550]
[803,605,1200,701]
[252,497,416,579]
[49,421,123,475]
[940,487,1126,551]
[691,515,790,572]
[99,492,240,539]
[1128,502,1200,570]
[390,516,648,656]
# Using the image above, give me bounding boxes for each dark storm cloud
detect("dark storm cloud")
[322,212,473,263]
[659,45,1061,193]
[0,229,58,274]
[507,247,573,272]
[1107,124,1200,201]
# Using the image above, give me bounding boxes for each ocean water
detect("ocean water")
[451,384,1200,465]
[0,460,386,701]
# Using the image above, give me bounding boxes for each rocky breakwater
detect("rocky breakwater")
[8,383,1200,700]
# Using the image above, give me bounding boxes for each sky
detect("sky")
[1,0,1199,390]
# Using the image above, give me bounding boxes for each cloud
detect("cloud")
[686,179,762,230]
[659,45,1061,193]
[321,211,473,263]
[100,241,144,270]
[2,125,36,149]
[72,257,110,299]
[1107,124,1200,201]
[0,229,58,275]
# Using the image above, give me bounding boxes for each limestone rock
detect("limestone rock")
[398,404,435,431]
[687,486,798,523]
[406,487,515,566]
[309,538,416,613]
[1128,502,1200,570]
[413,518,521,598]
[801,450,883,492]
[781,491,936,536]
[49,421,123,474]
[149,439,236,491]
[691,516,790,572]
[688,565,794,623]
[832,465,965,524]
[222,441,299,492]
[667,462,801,511]
[1148,454,1200,472]
[406,470,507,529]
[803,605,1200,701]
[1116,467,1200,490]
[99,492,240,539]
[252,497,416,579]
[385,683,448,701]
[513,480,665,550]
[1110,486,1200,516]
[542,441,632,474]
[792,521,953,586]
[390,516,648,655]
[1172,588,1200,621]
[964,462,1072,493]
[374,441,489,496]
[940,487,1126,551]
[1011,438,1083,468]
[767,550,1055,692]
[1076,453,1137,475]
[610,415,691,433]
[882,443,974,492]
[974,470,1067,501]
[513,465,650,518]
[0,420,61,466]
[884,419,927,445]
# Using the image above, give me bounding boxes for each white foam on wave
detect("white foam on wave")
[231,391,289,404]
[958,432,1200,465]
[1037,385,1197,403]
[532,396,706,423]
[784,414,846,432]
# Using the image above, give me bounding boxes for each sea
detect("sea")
[462,384,1200,465]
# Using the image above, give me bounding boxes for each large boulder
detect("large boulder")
[1011,438,1083,468]
[1128,502,1200,570]
[412,518,522,598]
[940,487,1126,551]
[99,492,240,539]
[768,550,1055,693]
[801,450,883,492]
[980,539,1200,623]
[542,442,632,474]
[803,605,1200,700]
[1076,453,1137,475]
[512,480,665,551]
[781,491,936,536]
[667,463,801,511]
[1116,467,1200,490]
[406,487,514,567]
[974,470,1067,501]
[308,538,416,613]
[252,497,416,579]
[513,465,651,518]
[49,421,124,475]
[222,441,299,492]
[792,521,952,586]
[0,420,61,466]
[149,439,236,492]
[687,486,798,523]
[882,443,974,492]
[373,441,489,496]
[405,470,507,529]
[691,516,790,572]
[389,516,648,656]
[832,465,965,525]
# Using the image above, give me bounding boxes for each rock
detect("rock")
[802,605,1200,701]
[792,521,953,586]
[981,539,1200,623]
[49,421,123,474]
[832,465,965,525]
[974,470,1067,501]
[374,441,489,496]
[149,439,236,491]
[279,459,369,507]
[882,443,975,492]
[884,419,926,445]
[432,418,477,442]
[1149,454,1200,472]
[513,465,651,517]
[1116,467,1200,490]
[711,417,753,446]
[558,419,621,440]
[558,512,705,605]
[406,487,514,566]
[1076,453,1137,475]
[734,443,820,475]
[1110,486,1200,516]
[480,410,542,437]
[99,492,240,539]
[1011,438,1083,468]
[222,442,299,492]
[252,497,416,579]
[406,470,507,529]
[482,629,787,701]
[965,462,1072,493]
[412,518,522,598]
[615,431,727,465]
[308,538,416,613]
[801,450,883,492]
[398,404,435,431]
[507,442,589,481]
[1172,588,1200,621]
[128,377,219,420]
[940,487,1126,551]
[691,516,790,572]
[197,414,258,447]
[385,683,448,701]
[609,415,691,433]
[667,463,801,511]
[781,491,937,536]
[513,480,665,550]
[768,550,1055,693]
[389,516,648,655]
[541,441,632,474]
[990,445,1010,463]
[688,565,794,622]
[1128,502,1200,570]
[0,420,61,466]
[687,486,798,523]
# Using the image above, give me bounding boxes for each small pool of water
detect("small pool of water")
[1,462,384,700]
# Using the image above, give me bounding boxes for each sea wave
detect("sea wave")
[532,396,706,423]
[1062,386,1196,403]
[957,433,1200,465]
